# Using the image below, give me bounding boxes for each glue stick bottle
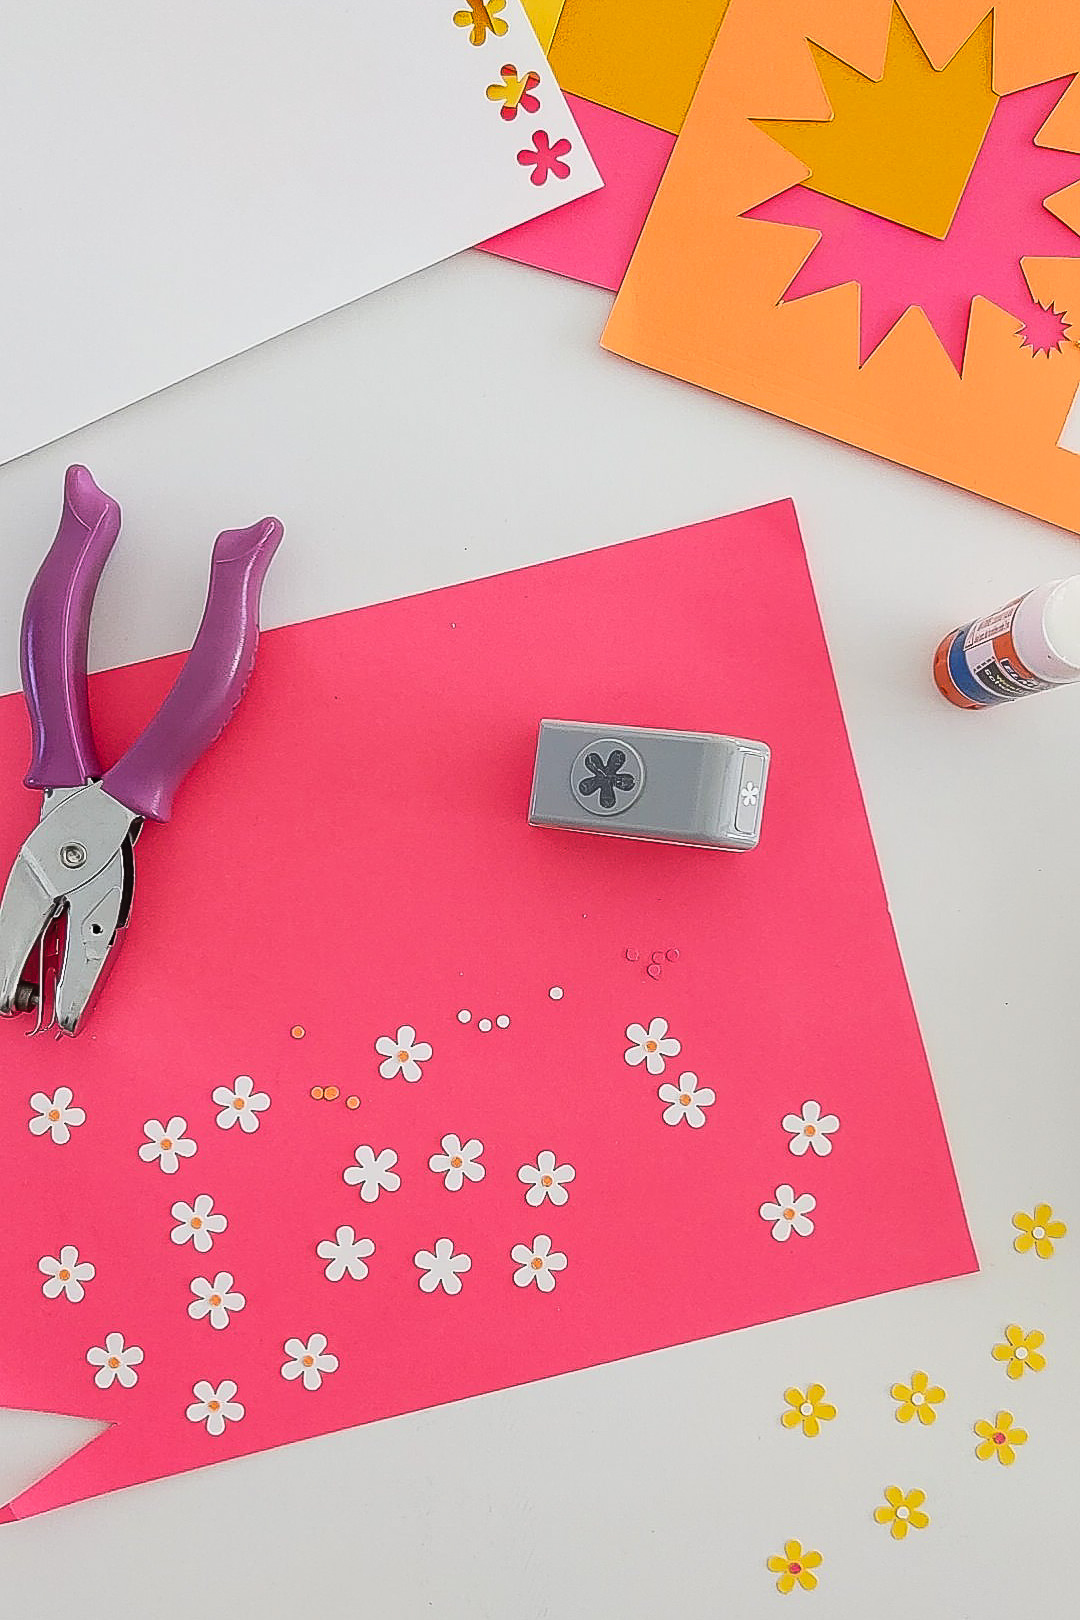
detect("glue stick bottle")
[933,578,1080,708]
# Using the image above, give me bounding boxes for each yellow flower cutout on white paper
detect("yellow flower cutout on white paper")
[781,1383,836,1437]
[974,1410,1028,1466]
[766,1540,822,1594]
[453,0,507,48]
[1012,1202,1066,1259]
[891,1369,946,1425]
[992,1324,1046,1380]
[874,1486,929,1540]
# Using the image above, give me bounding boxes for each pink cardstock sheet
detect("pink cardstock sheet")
[0,503,976,1521]
[482,93,674,290]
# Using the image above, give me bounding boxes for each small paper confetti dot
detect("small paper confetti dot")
[478,1018,493,1032]
[666,948,680,962]
[290,1024,306,1039]
[324,1086,340,1101]
[549,986,564,1000]
[496,1015,510,1028]
[625,948,639,963]
[346,1095,361,1110]
[310,1086,324,1101]
[457,1009,472,1024]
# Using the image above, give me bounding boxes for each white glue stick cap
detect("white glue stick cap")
[1021,577,1080,681]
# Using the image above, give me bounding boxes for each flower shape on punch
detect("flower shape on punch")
[658,1072,715,1128]
[759,1184,816,1241]
[29,1086,85,1144]
[782,1100,839,1157]
[518,1150,575,1207]
[86,1332,143,1390]
[781,1383,836,1438]
[766,1540,822,1593]
[874,1486,929,1540]
[992,1324,1046,1380]
[376,1025,432,1082]
[624,1017,681,1074]
[892,1370,946,1426]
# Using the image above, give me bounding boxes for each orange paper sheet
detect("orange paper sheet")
[603,0,1080,534]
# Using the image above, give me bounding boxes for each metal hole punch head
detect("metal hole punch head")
[0,466,282,1036]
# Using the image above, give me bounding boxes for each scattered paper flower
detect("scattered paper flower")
[138,1117,196,1174]
[517,129,572,185]
[759,1184,816,1241]
[892,1370,946,1426]
[28,1086,85,1144]
[170,1194,227,1253]
[975,1410,1028,1466]
[624,1017,681,1074]
[281,1333,338,1390]
[992,1323,1046,1380]
[376,1024,432,1082]
[38,1245,95,1303]
[213,1074,270,1133]
[1013,1203,1066,1259]
[414,1237,472,1295]
[186,1378,244,1435]
[428,1133,486,1190]
[518,1149,576,1207]
[486,64,541,120]
[781,1383,836,1437]
[188,1271,246,1330]
[317,1225,375,1282]
[766,1540,823,1594]
[452,0,507,47]
[343,1144,401,1202]
[86,1331,144,1390]
[874,1485,929,1539]
[782,1100,839,1157]
[512,1234,567,1292]
[658,1072,715,1128]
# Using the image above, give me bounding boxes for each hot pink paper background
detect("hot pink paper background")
[0,503,975,1521]
[482,94,674,289]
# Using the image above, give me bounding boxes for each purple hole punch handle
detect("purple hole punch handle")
[21,465,122,791]
[102,517,283,822]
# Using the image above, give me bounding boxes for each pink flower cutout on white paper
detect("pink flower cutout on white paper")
[517,130,572,186]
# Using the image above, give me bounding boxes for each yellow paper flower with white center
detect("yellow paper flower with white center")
[781,1383,836,1437]
[891,1369,946,1425]
[874,1486,929,1539]
[766,1540,822,1593]
[992,1324,1046,1379]
[1012,1203,1066,1258]
[974,1410,1028,1466]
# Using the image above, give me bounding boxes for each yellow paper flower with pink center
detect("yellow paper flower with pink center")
[780,1383,836,1437]
[992,1324,1046,1380]
[1012,1203,1066,1258]
[891,1369,945,1425]
[874,1486,929,1540]
[766,1540,822,1594]
[974,1410,1028,1466]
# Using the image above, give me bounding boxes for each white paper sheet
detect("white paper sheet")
[0,0,600,465]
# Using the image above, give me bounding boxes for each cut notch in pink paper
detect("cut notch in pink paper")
[0,501,975,1520]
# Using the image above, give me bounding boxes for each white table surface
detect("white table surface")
[0,251,1076,1619]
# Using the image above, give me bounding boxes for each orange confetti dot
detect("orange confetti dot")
[346,1096,360,1110]
[290,1025,306,1039]
[324,1086,340,1101]
[310,1086,325,1100]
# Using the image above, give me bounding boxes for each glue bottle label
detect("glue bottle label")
[933,597,1056,708]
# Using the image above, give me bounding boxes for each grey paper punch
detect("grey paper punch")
[528,720,770,851]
